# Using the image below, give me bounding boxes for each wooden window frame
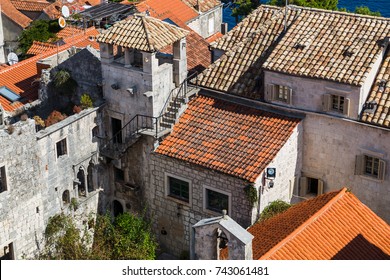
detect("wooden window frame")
[299,176,324,197]
[355,154,386,181]
[323,94,350,116]
[56,138,68,158]
[266,84,293,104]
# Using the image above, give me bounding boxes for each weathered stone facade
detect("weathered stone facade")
[0,107,102,259]
[187,5,223,39]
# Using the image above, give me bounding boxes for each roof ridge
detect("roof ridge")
[259,188,348,260]
[289,4,390,21]
[140,14,153,52]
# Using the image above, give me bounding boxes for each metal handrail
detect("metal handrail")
[101,72,198,153]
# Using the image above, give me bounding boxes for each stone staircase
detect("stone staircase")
[100,74,198,159]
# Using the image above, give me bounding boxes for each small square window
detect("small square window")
[364,155,380,177]
[168,176,189,202]
[205,188,229,214]
[56,138,67,158]
[355,154,386,181]
[0,166,7,193]
[276,85,290,102]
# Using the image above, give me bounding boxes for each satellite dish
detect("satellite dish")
[7,52,18,65]
[61,6,70,18]
[67,0,74,3]
[58,16,67,28]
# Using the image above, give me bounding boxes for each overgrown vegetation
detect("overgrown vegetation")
[39,212,157,260]
[258,200,291,222]
[53,69,78,94]
[244,183,258,206]
[18,20,60,54]
[45,110,67,127]
[80,93,93,109]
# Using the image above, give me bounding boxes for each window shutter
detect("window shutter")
[317,180,324,195]
[322,94,331,111]
[266,84,275,101]
[299,177,308,197]
[355,155,364,175]
[378,160,386,180]
[287,88,293,105]
[343,98,350,116]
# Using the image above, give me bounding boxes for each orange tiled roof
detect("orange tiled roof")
[56,26,84,39]
[97,14,189,52]
[10,0,50,12]
[205,31,223,43]
[1,0,32,28]
[248,188,390,260]
[361,50,390,128]
[156,94,301,182]
[26,41,56,55]
[263,6,390,86]
[136,0,198,23]
[197,6,299,99]
[0,27,100,112]
[43,0,87,20]
[184,0,221,13]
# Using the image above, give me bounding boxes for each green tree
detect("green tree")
[18,20,60,54]
[39,212,157,260]
[259,200,291,222]
[354,6,381,16]
[232,0,260,22]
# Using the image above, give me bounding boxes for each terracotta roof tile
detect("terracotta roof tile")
[248,188,390,260]
[361,50,390,128]
[197,6,299,99]
[26,41,56,55]
[156,94,300,182]
[136,0,198,23]
[205,31,223,43]
[0,27,100,112]
[97,14,189,52]
[263,6,390,86]
[184,0,221,13]
[10,0,50,12]
[1,0,32,28]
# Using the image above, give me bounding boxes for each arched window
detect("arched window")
[62,190,70,204]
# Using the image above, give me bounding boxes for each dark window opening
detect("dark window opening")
[307,178,319,194]
[77,168,86,197]
[56,138,67,158]
[62,190,70,204]
[111,118,122,144]
[364,155,380,177]
[0,166,7,193]
[206,189,229,213]
[114,167,125,182]
[87,163,94,192]
[113,200,123,217]
[168,176,189,202]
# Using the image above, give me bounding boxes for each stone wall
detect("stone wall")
[0,107,103,259]
[188,5,223,39]
[148,153,253,257]
[0,14,22,61]
[302,113,390,222]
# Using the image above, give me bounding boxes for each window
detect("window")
[62,190,70,204]
[0,166,7,193]
[355,155,386,180]
[56,138,67,158]
[114,167,125,182]
[266,84,292,104]
[323,94,350,116]
[167,176,189,202]
[205,188,229,214]
[208,15,215,35]
[299,176,324,198]
[0,243,14,260]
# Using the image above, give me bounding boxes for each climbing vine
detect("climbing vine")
[244,183,258,206]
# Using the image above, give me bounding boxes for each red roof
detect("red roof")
[205,31,223,43]
[136,0,198,23]
[156,95,301,182]
[1,0,32,28]
[0,27,99,112]
[10,0,50,12]
[249,188,390,260]
[26,41,56,55]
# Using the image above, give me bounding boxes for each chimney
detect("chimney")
[36,60,51,76]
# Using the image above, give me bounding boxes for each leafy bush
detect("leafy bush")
[18,20,59,54]
[53,69,78,94]
[80,93,93,109]
[259,200,291,222]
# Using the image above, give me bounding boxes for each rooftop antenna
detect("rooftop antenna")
[284,0,288,32]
